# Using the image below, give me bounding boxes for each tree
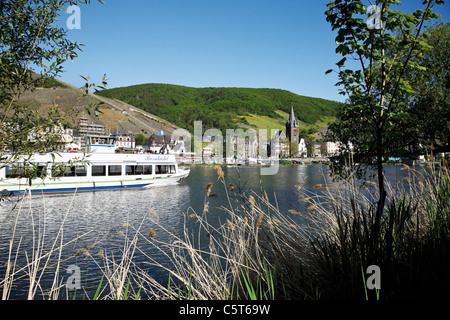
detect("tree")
[305,136,316,157]
[408,22,450,153]
[0,0,101,177]
[324,0,443,247]
[134,133,146,146]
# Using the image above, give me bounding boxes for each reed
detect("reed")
[1,161,449,300]
[310,162,450,299]
[140,162,450,300]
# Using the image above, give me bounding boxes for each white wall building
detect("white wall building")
[114,133,135,149]
[298,138,307,157]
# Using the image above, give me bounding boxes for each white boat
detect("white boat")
[0,148,190,195]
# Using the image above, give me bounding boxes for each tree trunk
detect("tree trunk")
[374,128,386,262]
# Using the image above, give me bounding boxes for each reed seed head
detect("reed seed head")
[206,182,213,196]
[256,214,263,228]
[249,195,255,207]
[214,165,225,180]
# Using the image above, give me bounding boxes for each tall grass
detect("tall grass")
[1,163,449,299]
[143,163,450,300]
[308,163,450,299]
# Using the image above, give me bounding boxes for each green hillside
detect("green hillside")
[97,83,341,133]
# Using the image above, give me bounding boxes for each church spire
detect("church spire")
[287,103,299,128]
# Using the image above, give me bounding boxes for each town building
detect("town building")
[268,130,289,158]
[75,117,109,150]
[111,131,135,150]
[267,104,301,158]
[143,133,169,153]
[298,138,307,157]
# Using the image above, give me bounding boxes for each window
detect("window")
[51,164,64,177]
[36,166,47,177]
[92,165,106,176]
[108,165,122,176]
[5,166,24,178]
[155,165,163,174]
[143,165,152,175]
[52,164,86,177]
[126,165,136,175]
[135,165,144,175]
[155,165,176,174]
[65,166,86,177]
[75,166,87,176]
[6,165,48,179]
[126,165,152,175]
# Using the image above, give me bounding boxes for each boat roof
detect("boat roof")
[1,152,177,165]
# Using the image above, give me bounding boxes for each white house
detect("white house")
[114,133,135,149]
[298,138,307,157]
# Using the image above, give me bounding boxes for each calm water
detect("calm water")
[0,165,421,299]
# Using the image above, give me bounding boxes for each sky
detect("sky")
[56,0,449,103]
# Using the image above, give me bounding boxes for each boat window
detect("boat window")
[37,166,47,177]
[155,165,164,174]
[155,165,176,174]
[75,166,87,176]
[143,165,152,174]
[52,165,86,177]
[126,165,152,175]
[108,165,122,176]
[51,164,64,177]
[65,166,87,177]
[92,165,106,176]
[135,165,144,175]
[6,165,47,178]
[126,165,136,175]
[5,166,24,178]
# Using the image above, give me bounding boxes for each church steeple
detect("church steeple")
[286,103,299,128]
[286,102,299,157]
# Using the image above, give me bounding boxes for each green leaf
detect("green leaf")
[93,274,104,300]
[336,57,347,67]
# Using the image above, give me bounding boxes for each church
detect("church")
[268,104,301,158]
[286,104,300,157]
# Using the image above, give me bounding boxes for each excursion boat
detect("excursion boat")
[0,147,190,195]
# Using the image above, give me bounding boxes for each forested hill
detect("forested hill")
[97,83,341,133]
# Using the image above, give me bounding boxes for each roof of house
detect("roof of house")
[143,133,166,147]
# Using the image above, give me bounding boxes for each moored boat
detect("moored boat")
[0,149,190,195]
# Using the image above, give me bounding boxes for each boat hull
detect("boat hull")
[1,172,189,195]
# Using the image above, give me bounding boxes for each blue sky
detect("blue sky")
[57,0,449,103]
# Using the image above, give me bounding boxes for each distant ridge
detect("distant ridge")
[97,83,341,134]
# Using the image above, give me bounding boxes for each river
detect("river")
[0,164,423,299]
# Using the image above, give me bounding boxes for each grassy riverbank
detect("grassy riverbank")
[1,163,449,300]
